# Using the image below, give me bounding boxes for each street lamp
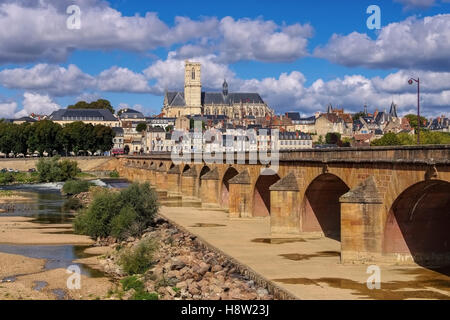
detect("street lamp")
[408,77,420,145]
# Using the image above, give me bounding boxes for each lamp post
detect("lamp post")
[408,77,420,145]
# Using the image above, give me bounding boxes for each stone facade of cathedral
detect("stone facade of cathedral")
[162,61,274,119]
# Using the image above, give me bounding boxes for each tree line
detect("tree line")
[0,120,115,157]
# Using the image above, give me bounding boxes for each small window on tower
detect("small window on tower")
[192,68,195,80]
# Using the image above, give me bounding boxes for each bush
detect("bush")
[120,275,159,300]
[73,182,159,240]
[62,180,93,195]
[37,157,79,182]
[73,190,120,238]
[110,205,138,240]
[109,170,120,178]
[63,197,83,211]
[119,238,157,275]
[121,275,144,292]
[0,172,15,184]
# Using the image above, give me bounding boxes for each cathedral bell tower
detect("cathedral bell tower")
[184,60,202,109]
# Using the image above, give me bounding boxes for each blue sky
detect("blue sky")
[0,0,449,118]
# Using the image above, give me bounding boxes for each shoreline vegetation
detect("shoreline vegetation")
[69,182,273,300]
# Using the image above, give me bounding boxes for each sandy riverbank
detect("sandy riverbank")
[0,216,94,245]
[0,209,114,299]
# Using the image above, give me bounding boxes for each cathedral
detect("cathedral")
[162,61,274,119]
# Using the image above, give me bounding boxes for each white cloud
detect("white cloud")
[0,101,18,119]
[315,14,450,71]
[0,1,313,65]
[0,0,219,64]
[96,67,152,93]
[0,64,95,96]
[15,92,60,118]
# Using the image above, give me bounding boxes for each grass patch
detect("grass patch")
[118,238,157,275]
[109,170,120,178]
[119,275,159,300]
[62,180,94,195]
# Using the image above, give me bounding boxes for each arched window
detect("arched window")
[192,68,195,80]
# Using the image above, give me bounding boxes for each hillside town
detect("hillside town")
[1,61,449,157]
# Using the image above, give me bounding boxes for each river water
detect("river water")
[0,179,130,281]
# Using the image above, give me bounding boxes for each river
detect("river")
[0,179,129,300]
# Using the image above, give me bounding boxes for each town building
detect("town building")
[48,109,120,127]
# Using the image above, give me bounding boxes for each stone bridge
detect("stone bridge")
[111,145,450,267]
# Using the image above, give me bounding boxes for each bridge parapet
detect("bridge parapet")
[121,145,450,165]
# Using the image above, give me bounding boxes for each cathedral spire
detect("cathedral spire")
[223,79,228,96]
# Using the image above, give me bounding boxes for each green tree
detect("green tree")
[371,133,401,146]
[68,99,115,114]
[404,114,428,131]
[93,125,115,153]
[27,120,62,156]
[136,123,147,133]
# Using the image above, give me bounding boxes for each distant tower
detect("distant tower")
[222,79,228,96]
[327,104,333,114]
[184,60,202,108]
[364,104,368,115]
[389,102,398,118]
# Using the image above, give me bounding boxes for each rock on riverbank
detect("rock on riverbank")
[97,218,274,300]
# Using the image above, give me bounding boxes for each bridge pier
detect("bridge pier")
[155,167,167,190]
[228,170,252,218]
[269,173,301,234]
[181,167,197,197]
[167,166,181,194]
[199,168,221,208]
[340,176,384,264]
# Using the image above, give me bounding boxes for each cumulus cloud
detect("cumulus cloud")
[0,0,218,64]
[315,14,450,71]
[0,101,18,118]
[0,64,95,96]
[96,67,152,93]
[14,92,60,118]
[0,1,312,65]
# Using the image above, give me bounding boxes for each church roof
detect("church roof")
[165,91,264,107]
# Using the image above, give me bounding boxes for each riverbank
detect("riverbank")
[96,216,274,300]
[0,189,115,300]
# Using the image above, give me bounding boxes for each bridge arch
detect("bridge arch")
[182,164,191,174]
[252,171,280,217]
[301,173,349,241]
[383,180,450,267]
[198,165,211,187]
[221,167,239,207]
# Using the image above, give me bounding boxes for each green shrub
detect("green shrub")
[63,197,83,211]
[117,183,159,233]
[110,205,138,240]
[118,238,157,275]
[73,190,120,237]
[121,276,144,292]
[73,183,159,240]
[62,180,93,195]
[132,291,158,300]
[37,157,79,182]
[109,170,120,178]
[0,172,15,184]
[120,275,159,300]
